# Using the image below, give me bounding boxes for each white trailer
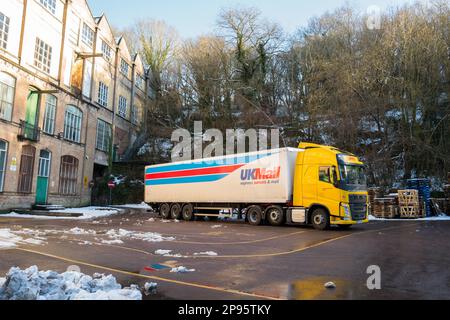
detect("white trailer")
[145,148,302,222]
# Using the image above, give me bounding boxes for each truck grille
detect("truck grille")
[349,194,367,221]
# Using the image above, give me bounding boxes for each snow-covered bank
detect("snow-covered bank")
[0,229,46,250]
[369,215,450,222]
[0,207,122,220]
[0,266,142,300]
[114,203,152,210]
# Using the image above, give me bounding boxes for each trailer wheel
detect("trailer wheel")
[266,206,285,226]
[160,203,171,219]
[182,204,194,221]
[170,203,182,220]
[311,208,330,231]
[247,206,263,226]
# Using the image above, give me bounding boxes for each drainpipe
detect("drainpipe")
[110,43,120,174]
[18,0,28,64]
[58,0,70,84]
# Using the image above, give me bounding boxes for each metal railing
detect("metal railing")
[18,120,41,142]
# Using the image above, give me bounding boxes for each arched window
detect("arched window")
[0,140,7,192]
[59,155,78,195]
[0,72,15,121]
[18,145,36,193]
[63,105,82,143]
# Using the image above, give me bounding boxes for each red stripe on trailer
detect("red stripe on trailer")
[145,164,245,180]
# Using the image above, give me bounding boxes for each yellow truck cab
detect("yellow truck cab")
[293,142,369,230]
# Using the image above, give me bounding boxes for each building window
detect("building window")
[59,155,78,195]
[39,0,56,15]
[81,23,94,48]
[63,105,82,143]
[34,38,52,74]
[0,72,15,121]
[118,96,127,118]
[38,150,51,178]
[135,73,144,90]
[96,119,111,152]
[43,94,57,135]
[120,59,129,76]
[18,145,36,193]
[0,11,10,50]
[131,104,138,124]
[101,40,112,61]
[0,140,7,192]
[97,82,108,107]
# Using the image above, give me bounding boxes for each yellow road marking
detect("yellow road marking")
[173,230,308,245]
[13,248,279,300]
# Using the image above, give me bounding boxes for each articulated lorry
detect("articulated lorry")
[144,143,369,230]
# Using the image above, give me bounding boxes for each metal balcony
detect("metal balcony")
[18,120,41,142]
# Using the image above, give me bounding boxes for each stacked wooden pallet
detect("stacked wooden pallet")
[372,197,398,219]
[398,190,423,219]
[368,188,382,215]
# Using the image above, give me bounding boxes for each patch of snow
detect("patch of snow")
[65,228,97,235]
[144,282,157,295]
[155,249,172,255]
[22,238,46,245]
[170,266,195,273]
[101,239,124,245]
[105,229,175,243]
[137,143,152,156]
[115,202,152,210]
[324,282,336,289]
[147,218,155,222]
[211,225,222,229]
[1,207,122,220]
[193,251,218,256]
[0,266,142,300]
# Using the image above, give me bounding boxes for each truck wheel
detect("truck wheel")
[160,203,171,219]
[170,203,182,220]
[266,206,285,226]
[247,206,263,226]
[182,204,194,221]
[311,208,330,231]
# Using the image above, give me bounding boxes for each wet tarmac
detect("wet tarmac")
[0,209,449,300]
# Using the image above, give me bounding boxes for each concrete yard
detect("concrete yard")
[1,209,449,300]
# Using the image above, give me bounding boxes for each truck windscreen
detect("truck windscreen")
[338,164,367,191]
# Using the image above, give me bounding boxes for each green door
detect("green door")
[25,90,39,138]
[36,150,51,205]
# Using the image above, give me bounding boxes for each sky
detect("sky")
[88,0,425,39]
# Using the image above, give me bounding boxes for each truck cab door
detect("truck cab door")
[301,165,318,206]
[317,166,340,215]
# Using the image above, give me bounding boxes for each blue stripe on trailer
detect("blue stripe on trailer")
[146,174,228,186]
[145,153,273,174]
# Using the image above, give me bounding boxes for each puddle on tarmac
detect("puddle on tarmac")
[288,277,353,300]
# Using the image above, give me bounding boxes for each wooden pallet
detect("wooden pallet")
[398,190,419,206]
[400,206,421,219]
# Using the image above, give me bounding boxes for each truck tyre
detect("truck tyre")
[182,204,194,221]
[266,206,285,226]
[311,208,330,231]
[247,206,263,226]
[160,203,171,219]
[170,203,182,220]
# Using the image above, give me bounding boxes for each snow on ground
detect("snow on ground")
[369,215,450,222]
[0,266,142,300]
[114,203,152,210]
[0,207,122,220]
[170,266,195,273]
[194,251,218,256]
[105,229,175,243]
[0,229,46,249]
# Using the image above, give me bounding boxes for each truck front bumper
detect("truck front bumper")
[330,216,369,225]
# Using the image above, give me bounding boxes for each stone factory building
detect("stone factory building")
[0,0,151,210]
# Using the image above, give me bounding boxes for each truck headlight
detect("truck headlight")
[341,203,351,219]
